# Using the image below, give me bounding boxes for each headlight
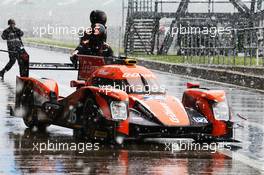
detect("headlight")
[110,101,128,121]
[212,100,230,121]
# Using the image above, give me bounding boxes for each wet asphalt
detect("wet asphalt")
[0,43,263,174]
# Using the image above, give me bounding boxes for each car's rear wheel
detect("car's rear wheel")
[20,86,48,130]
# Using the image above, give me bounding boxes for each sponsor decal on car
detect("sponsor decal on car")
[192,117,208,123]
[143,95,165,101]
[161,103,179,123]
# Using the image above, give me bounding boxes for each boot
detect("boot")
[0,70,5,80]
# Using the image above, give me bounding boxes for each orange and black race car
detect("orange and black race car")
[13,55,233,143]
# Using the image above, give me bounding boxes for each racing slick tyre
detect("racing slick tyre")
[73,98,98,141]
[73,98,123,144]
[19,85,49,130]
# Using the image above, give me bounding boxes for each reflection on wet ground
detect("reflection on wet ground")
[0,43,264,174]
[156,70,264,164]
[4,126,262,174]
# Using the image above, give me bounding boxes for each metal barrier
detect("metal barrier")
[153,21,264,66]
[169,27,264,67]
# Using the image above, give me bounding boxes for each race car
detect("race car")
[13,55,233,143]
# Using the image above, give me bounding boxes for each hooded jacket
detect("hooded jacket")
[1,27,24,51]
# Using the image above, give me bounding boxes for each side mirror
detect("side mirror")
[70,80,85,88]
[187,82,200,89]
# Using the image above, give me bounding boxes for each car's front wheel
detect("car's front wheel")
[73,98,125,144]
[73,98,98,140]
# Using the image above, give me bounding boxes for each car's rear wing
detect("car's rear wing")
[28,55,105,71]
[77,55,105,80]
[29,55,106,80]
[77,55,137,80]
[29,62,76,70]
[29,55,137,80]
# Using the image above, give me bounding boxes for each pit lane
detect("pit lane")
[0,43,263,174]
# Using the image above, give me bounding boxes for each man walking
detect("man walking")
[0,19,27,80]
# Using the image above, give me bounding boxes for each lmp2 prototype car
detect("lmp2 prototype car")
[14,55,233,143]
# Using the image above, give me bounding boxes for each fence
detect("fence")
[167,27,264,66]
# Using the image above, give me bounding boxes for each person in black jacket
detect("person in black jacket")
[70,11,113,68]
[0,19,25,80]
